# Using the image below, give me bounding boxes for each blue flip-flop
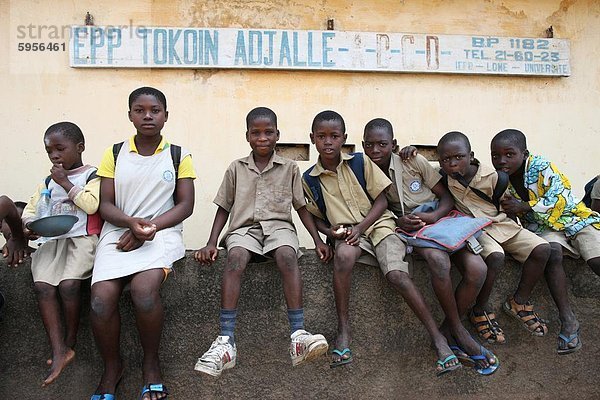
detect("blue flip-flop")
[449,345,473,367]
[330,348,353,368]
[451,344,499,375]
[558,328,582,355]
[436,354,462,376]
[469,346,499,376]
[90,395,115,400]
[139,383,169,400]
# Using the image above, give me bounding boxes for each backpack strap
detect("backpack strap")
[170,144,182,180]
[44,175,52,188]
[582,176,598,208]
[439,168,507,211]
[303,165,330,226]
[491,170,509,210]
[112,141,125,166]
[347,153,367,193]
[302,153,371,227]
[86,169,98,183]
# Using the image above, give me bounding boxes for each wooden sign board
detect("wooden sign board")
[70,26,570,76]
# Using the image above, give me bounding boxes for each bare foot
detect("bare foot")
[42,348,75,387]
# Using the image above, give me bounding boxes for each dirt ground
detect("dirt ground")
[1,252,599,399]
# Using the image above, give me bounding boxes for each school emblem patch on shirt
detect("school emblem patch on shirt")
[163,170,175,182]
[409,179,422,193]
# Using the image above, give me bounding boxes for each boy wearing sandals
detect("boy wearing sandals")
[302,111,474,375]
[364,119,498,375]
[489,129,598,354]
[437,132,553,347]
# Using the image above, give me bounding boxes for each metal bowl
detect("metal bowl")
[26,215,79,237]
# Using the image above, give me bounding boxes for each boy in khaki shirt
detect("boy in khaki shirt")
[194,107,331,377]
[363,118,497,375]
[303,111,466,376]
[490,128,595,354]
[437,131,552,346]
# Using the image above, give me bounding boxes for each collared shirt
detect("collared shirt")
[302,152,396,246]
[447,161,521,243]
[97,136,196,179]
[215,152,306,240]
[386,153,441,216]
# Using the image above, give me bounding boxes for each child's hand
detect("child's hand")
[50,163,70,186]
[194,245,219,265]
[23,227,40,240]
[116,230,144,252]
[345,224,363,246]
[129,218,157,241]
[413,212,436,225]
[399,145,418,161]
[397,214,426,231]
[314,240,333,263]
[500,195,531,216]
[3,237,28,267]
[331,225,349,241]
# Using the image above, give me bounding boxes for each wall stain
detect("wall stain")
[498,4,528,19]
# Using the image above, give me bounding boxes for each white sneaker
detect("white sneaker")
[194,336,237,377]
[290,329,328,366]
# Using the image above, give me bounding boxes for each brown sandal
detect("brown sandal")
[502,296,548,337]
[470,310,506,344]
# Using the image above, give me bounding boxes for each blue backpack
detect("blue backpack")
[302,152,369,226]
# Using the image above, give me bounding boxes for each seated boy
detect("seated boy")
[302,111,468,375]
[362,119,497,374]
[194,107,331,377]
[437,132,552,346]
[0,195,28,319]
[490,128,599,353]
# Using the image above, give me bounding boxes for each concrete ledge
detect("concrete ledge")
[1,250,599,399]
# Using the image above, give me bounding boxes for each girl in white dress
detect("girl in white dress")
[90,87,195,400]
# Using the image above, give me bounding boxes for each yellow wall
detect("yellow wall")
[1,0,599,248]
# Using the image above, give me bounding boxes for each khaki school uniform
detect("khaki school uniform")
[446,162,547,263]
[386,153,441,216]
[303,153,408,275]
[215,152,304,255]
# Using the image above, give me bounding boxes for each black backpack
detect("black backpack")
[582,176,598,208]
[112,141,181,180]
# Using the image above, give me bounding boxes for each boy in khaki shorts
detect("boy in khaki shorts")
[490,129,600,354]
[303,111,467,375]
[436,132,553,348]
[193,107,331,377]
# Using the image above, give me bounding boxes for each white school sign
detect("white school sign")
[69,26,570,76]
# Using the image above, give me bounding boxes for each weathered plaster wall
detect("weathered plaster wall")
[1,1,598,248]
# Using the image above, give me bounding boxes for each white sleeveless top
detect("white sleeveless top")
[92,141,189,284]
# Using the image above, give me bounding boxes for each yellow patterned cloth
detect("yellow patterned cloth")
[510,155,600,238]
